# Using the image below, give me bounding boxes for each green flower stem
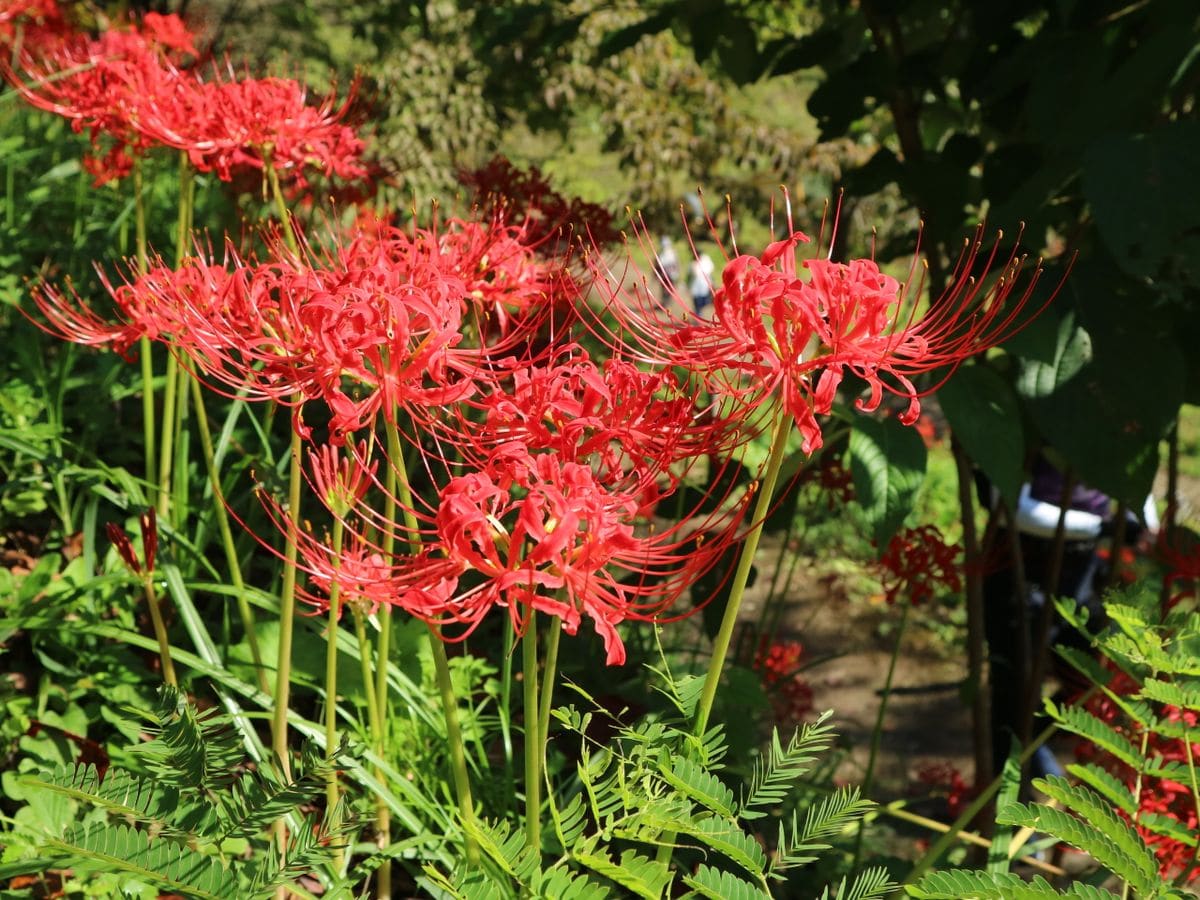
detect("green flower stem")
[536,618,562,770]
[499,624,515,801]
[323,517,346,875]
[132,160,156,496]
[155,155,196,524]
[850,599,910,874]
[694,404,794,737]
[522,615,541,853]
[430,628,480,864]
[189,373,267,692]
[271,412,304,778]
[372,419,404,899]
[170,363,191,527]
[352,609,382,743]
[266,158,299,256]
[142,571,177,686]
[155,353,179,521]
[174,152,194,267]
[385,416,478,864]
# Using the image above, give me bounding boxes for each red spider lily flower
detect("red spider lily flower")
[307,439,376,518]
[877,524,962,605]
[377,446,751,666]
[435,217,582,336]
[914,762,972,818]
[590,194,1062,454]
[755,638,805,684]
[3,13,200,184]
[298,531,399,617]
[0,0,72,56]
[432,344,738,498]
[137,68,368,190]
[31,215,557,438]
[460,154,620,250]
[754,640,816,723]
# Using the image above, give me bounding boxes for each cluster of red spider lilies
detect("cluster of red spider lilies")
[4,0,1051,675]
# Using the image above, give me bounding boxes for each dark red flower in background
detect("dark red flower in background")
[877,524,962,605]
[754,639,816,724]
[460,155,619,250]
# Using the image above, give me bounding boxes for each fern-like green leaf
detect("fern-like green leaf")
[220,743,333,839]
[660,755,735,817]
[1047,702,1146,772]
[820,866,895,900]
[772,786,873,873]
[131,687,243,793]
[1139,677,1200,711]
[1141,812,1199,847]
[909,869,1118,899]
[44,822,238,900]
[687,817,768,876]
[740,714,836,820]
[1033,775,1157,881]
[549,791,589,852]
[681,864,769,899]
[1064,763,1137,817]
[571,837,674,899]
[465,817,539,883]
[24,764,180,831]
[996,800,1157,895]
[531,864,612,899]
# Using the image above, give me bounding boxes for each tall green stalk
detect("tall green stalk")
[265,162,304,777]
[430,626,480,865]
[352,610,382,748]
[536,619,562,765]
[522,615,541,853]
[322,518,346,875]
[189,375,267,692]
[155,354,179,521]
[271,417,304,778]
[132,160,156,496]
[372,420,404,898]
[694,405,794,736]
[155,154,195,524]
[385,416,478,863]
[142,569,177,687]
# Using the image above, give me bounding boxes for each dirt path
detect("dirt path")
[738,536,975,801]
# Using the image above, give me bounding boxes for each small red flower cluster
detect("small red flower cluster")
[1157,528,1200,609]
[754,639,816,724]
[877,524,963,605]
[914,761,971,818]
[1077,668,1200,881]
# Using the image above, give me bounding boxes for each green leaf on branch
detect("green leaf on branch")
[848,414,927,547]
[937,363,1024,508]
[1016,306,1182,506]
